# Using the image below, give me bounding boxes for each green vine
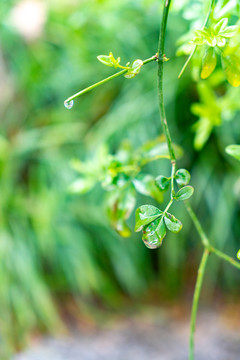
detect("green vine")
[65,0,240,358]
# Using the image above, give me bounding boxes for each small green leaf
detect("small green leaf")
[155,175,170,191]
[97,52,120,68]
[201,47,217,79]
[175,169,191,186]
[164,213,183,233]
[175,186,194,201]
[124,59,143,79]
[142,217,166,249]
[225,145,240,161]
[135,205,162,232]
[237,249,240,260]
[214,18,228,34]
[219,26,238,38]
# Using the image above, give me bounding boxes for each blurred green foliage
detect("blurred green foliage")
[0,0,240,357]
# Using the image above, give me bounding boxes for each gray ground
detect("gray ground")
[14,309,240,360]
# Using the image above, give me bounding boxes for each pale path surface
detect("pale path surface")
[14,310,240,360]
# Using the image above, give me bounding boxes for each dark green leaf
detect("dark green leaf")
[175,169,191,186]
[142,217,166,249]
[155,175,170,191]
[225,144,240,161]
[175,186,194,201]
[164,213,182,233]
[135,205,162,232]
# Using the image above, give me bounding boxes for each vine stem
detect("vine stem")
[157,0,176,162]
[189,249,209,360]
[64,55,157,104]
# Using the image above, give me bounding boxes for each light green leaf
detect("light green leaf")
[155,175,170,191]
[225,144,240,161]
[222,54,240,87]
[175,186,194,201]
[220,26,238,38]
[97,52,120,68]
[201,47,217,79]
[124,59,143,79]
[135,205,162,232]
[214,18,228,34]
[175,169,191,186]
[68,178,96,194]
[164,213,183,233]
[142,217,166,249]
[133,174,163,202]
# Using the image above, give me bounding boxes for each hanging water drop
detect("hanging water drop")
[64,99,74,109]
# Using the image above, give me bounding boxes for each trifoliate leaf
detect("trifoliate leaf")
[135,205,162,232]
[175,186,194,201]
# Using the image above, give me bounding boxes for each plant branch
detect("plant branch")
[64,55,157,104]
[157,0,176,162]
[210,246,240,270]
[189,248,209,360]
[185,201,210,248]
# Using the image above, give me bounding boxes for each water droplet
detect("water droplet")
[64,99,74,109]
[237,249,240,260]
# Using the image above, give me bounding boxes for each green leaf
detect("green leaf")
[164,213,183,233]
[142,217,166,249]
[135,205,162,232]
[97,52,120,68]
[175,186,194,201]
[107,185,136,237]
[175,169,191,186]
[222,54,240,87]
[225,144,240,161]
[133,174,163,202]
[136,136,183,165]
[201,47,217,79]
[220,26,238,38]
[155,175,170,191]
[214,18,228,34]
[68,178,96,194]
[124,59,143,79]
[192,37,206,45]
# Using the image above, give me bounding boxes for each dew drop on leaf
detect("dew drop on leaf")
[64,100,74,109]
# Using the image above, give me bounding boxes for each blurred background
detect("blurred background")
[0,0,240,358]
